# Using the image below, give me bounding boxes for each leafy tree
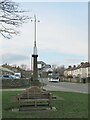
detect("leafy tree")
[0,0,29,39]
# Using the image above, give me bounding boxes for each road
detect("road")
[40,78,89,94]
[1,78,89,94]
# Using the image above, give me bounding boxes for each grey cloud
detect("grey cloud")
[1,53,29,64]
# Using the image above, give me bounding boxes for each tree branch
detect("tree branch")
[0,0,30,39]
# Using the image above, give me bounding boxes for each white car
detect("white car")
[14,74,20,79]
[14,73,21,79]
[10,75,16,79]
[49,76,60,82]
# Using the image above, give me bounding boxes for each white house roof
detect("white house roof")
[0,66,15,74]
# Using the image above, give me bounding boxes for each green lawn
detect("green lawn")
[2,90,88,118]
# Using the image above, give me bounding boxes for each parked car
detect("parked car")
[48,72,60,82]
[2,75,11,79]
[10,75,16,79]
[1,74,16,79]
[14,73,21,79]
[49,75,60,82]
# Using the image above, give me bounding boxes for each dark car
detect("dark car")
[2,75,14,79]
[3,75,10,79]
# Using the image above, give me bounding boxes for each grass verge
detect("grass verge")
[2,90,88,118]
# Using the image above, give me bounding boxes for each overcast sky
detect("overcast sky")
[0,1,88,69]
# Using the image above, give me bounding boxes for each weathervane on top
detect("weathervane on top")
[31,14,40,55]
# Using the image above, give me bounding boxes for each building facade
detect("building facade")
[64,62,90,82]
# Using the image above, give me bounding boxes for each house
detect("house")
[0,66,15,75]
[64,62,90,82]
[64,66,72,77]
[72,65,81,78]
[79,62,90,78]
[37,61,46,70]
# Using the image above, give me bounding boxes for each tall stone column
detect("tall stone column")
[31,15,40,86]
[32,54,38,81]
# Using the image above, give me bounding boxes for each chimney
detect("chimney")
[81,62,84,65]
[68,65,72,68]
[73,65,76,68]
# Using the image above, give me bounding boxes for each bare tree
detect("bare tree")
[20,64,27,70]
[0,0,29,39]
[57,65,65,76]
[52,64,57,71]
